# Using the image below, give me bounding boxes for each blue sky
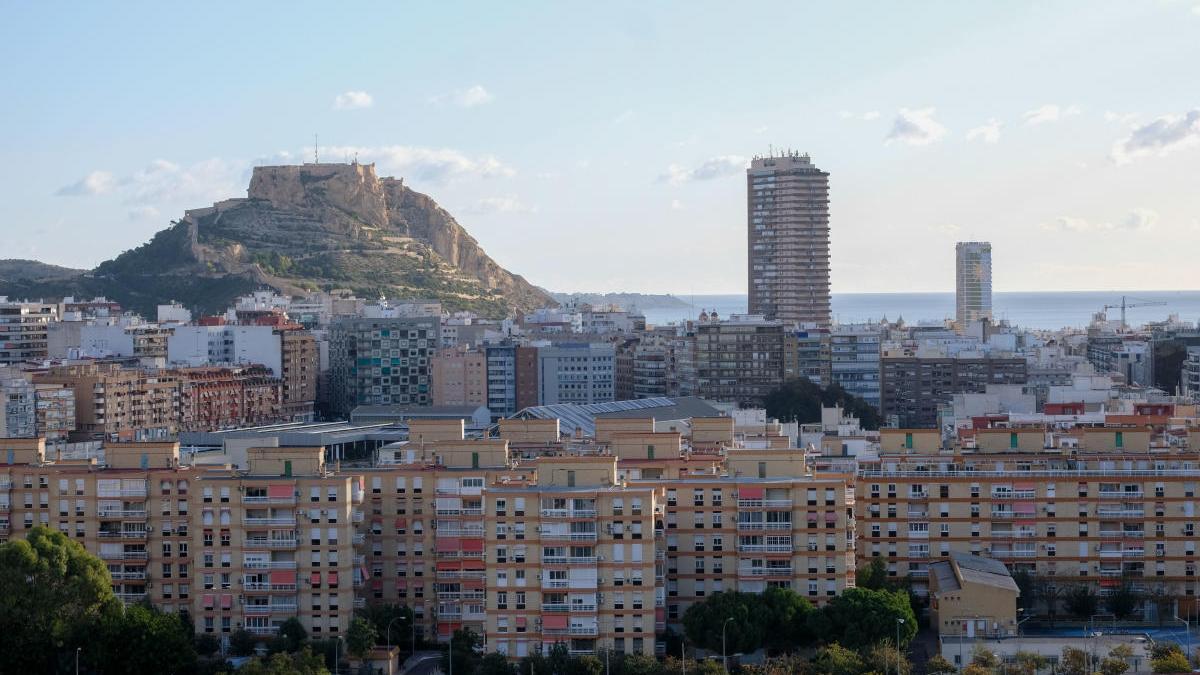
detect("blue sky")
[3,2,1199,294]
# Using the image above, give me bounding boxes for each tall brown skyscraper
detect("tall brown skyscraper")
[747,152,831,328]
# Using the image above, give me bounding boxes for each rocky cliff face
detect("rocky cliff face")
[0,162,554,317]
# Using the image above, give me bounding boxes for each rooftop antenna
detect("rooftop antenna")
[314,134,319,164]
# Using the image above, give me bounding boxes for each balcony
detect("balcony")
[1097,508,1144,518]
[539,509,597,519]
[1099,491,1143,499]
[542,603,597,613]
[737,499,793,509]
[98,530,148,539]
[737,521,793,531]
[244,538,297,549]
[116,592,148,603]
[543,579,570,589]
[243,516,297,526]
[989,511,1015,519]
[243,560,298,570]
[992,549,1037,558]
[243,582,298,592]
[1122,549,1145,558]
[244,603,298,614]
[909,569,930,578]
[97,509,147,519]
[737,544,794,553]
[541,532,599,541]
[246,626,279,636]
[738,567,793,577]
[0,479,12,490]
[1099,569,1124,577]
[353,533,366,545]
[243,496,297,505]
[352,511,365,523]
[544,626,600,636]
[435,570,486,580]
[1100,530,1145,538]
[353,597,366,609]
[99,488,147,498]
[435,527,485,537]
[110,571,147,580]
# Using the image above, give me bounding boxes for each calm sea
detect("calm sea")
[641,291,1200,331]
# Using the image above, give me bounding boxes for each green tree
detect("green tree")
[565,654,604,675]
[1106,582,1141,620]
[230,628,260,656]
[1100,656,1131,675]
[1012,568,1036,612]
[81,603,197,675]
[1063,585,1099,619]
[926,654,958,675]
[480,652,516,675]
[1152,651,1192,674]
[817,587,917,649]
[682,590,766,654]
[355,603,416,650]
[0,527,117,673]
[811,643,865,675]
[764,378,882,430]
[971,646,1001,669]
[196,632,222,657]
[856,558,891,591]
[863,642,911,675]
[346,617,378,660]
[761,586,816,652]
[1059,647,1090,675]
[741,654,811,675]
[622,653,663,675]
[241,647,331,675]
[442,627,482,674]
[1013,651,1049,675]
[277,616,309,653]
[962,664,993,675]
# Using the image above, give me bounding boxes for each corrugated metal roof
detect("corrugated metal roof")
[511,397,721,437]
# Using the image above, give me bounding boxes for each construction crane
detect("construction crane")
[1101,295,1167,329]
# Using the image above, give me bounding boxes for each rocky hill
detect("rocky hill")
[0,163,553,317]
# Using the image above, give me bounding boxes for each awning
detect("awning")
[739,487,764,499]
[462,560,486,571]
[395,518,407,529]
[825,512,838,523]
[328,572,339,586]
[462,538,485,553]
[270,570,296,585]
[310,572,321,586]
[807,512,818,521]
[396,579,408,589]
[516,616,527,627]
[436,561,462,571]
[220,594,233,609]
[371,579,383,590]
[436,538,461,553]
[543,615,569,630]
[267,485,293,499]
[202,594,215,609]
[1013,502,1037,514]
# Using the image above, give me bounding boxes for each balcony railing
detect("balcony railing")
[737,544,793,553]
[243,496,297,505]
[1099,530,1145,538]
[737,499,793,509]
[100,550,148,561]
[246,626,279,635]
[436,507,484,517]
[541,532,599,541]
[116,592,148,603]
[98,530,148,539]
[110,571,147,580]
[738,567,793,577]
[244,538,297,549]
[243,516,297,526]
[243,561,298,569]
[1099,491,1143,499]
[543,579,570,589]
[99,488,147,498]
[1097,509,1144,518]
[243,582,298,592]
[544,626,600,636]
[540,509,598,519]
[97,509,147,519]
[736,522,793,531]
[542,603,598,612]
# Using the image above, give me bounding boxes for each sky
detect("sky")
[2,2,1199,295]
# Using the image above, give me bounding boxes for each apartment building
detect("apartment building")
[278,329,317,422]
[0,438,363,638]
[0,369,36,437]
[955,242,993,332]
[830,326,883,409]
[485,344,539,418]
[34,362,181,442]
[173,366,284,432]
[880,356,1028,428]
[857,427,1200,619]
[328,316,440,417]
[537,343,616,406]
[1184,347,1200,400]
[796,328,832,386]
[746,152,832,328]
[0,298,56,365]
[694,314,797,407]
[430,347,488,407]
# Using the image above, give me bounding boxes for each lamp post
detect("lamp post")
[75,647,81,675]
[1176,615,1191,663]
[722,617,734,674]
[682,636,687,675]
[896,618,906,675]
[386,616,402,653]
[449,628,454,675]
[1016,610,1034,657]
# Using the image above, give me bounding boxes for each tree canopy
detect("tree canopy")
[682,588,816,655]
[0,527,119,673]
[763,378,882,430]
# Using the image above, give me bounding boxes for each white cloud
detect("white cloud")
[333,91,373,110]
[127,205,161,221]
[840,110,880,121]
[885,108,947,146]
[1023,104,1081,125]
[122,158,241,207]
[429,85,494,108]
[1104,111,1139,126]
[670,199,684,211]
[320,145,515,181]
[1109,109,1200,164]
[56,170,116,196]
[659,155,747,185]
[965,119,1002,144]
[1040,208,1159,233]
[464,195,536,215]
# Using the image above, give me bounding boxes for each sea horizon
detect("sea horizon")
[636,289,1200,331]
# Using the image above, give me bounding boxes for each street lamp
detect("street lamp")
[722,617,734,673]
[386,616,403,653]
[1175,615,1191,663]
[449,628,454,675]
[682,636,687,675]
[1016,610,1034,657]
[75,647,81,675]
[896,618,906,675]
